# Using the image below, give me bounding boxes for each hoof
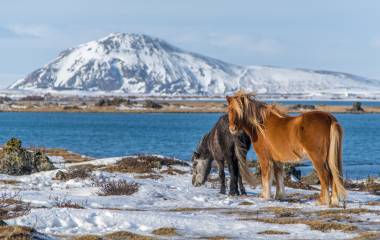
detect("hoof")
[275,194,285,200]
[260,193,271,200]
[229,189,239,196]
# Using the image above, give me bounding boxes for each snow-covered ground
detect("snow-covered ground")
[2,156,380,239]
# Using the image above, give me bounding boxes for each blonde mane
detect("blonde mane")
[229,91,286,136]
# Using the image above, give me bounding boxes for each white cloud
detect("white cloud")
[4,24,55,38]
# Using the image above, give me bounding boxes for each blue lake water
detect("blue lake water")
[0,112,378,179]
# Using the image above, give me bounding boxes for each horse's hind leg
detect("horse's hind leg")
[238,175,246,195]
[309,153,330,205]
[273,162,285,200]
[217,160,226,194]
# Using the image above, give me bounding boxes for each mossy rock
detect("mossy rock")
[0,138,55,175]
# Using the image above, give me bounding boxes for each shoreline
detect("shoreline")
[1,103,380,113]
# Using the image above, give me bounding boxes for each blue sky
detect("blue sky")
[0,0,379,88]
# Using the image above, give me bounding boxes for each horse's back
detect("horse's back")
[295,111,338,152]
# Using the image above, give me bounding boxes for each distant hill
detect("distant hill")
[8,33,380,98]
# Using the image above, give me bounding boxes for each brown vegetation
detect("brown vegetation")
[351,231,380,240]
[54,164,98,180]
[257,230,290,235]
[74,231,153,240]
[249,217,358,232]
[41,148,92,163]
[134,174,162,180]
[105,155,188,174]
[238,201,254,206]
[50,195,85,209]
[0,191,31,220]
[97,179,139,196]
[0,225,47,239]
[152,227,178,236]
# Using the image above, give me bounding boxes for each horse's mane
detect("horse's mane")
[229,90,287,136]
[195,132,210,154]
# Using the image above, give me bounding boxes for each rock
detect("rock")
[350,102,364,112]
[143,100,162,109]
[301,170,320,185]
[289,104,316,110]
[0,138,55,175]
[284,164,301,180]
[54,170,68,180]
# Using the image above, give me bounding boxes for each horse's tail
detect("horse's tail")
[328,121,347,201]
[234,141,260,188]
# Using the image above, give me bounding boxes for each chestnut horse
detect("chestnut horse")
[226,91,346,206]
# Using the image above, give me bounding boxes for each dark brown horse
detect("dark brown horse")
[192,114,259,195]
[226,91,346,206]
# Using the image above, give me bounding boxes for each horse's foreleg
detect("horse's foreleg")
[259,155,273,199]
[217,160,226,194]
[226,157,239,196]
[273,162,285,200]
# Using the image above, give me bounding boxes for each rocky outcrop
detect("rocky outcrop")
[0,138,55,175]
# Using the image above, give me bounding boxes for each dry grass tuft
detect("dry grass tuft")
[316,208,375,216]
[74,235,102,240]
[41,148,92,163]
[0,225,41,239]
[160,167,187,175]
[0,179,20,185]
[345,178,380,195]
[74,231,153,240]
[169,207,228,212]
[351,231,380,240]
[0,191,31,220]
[367,201,380,206]
[105,231,153,240]
[97,179,139,196]
[258,230,290,235]
[152,227,178,236]
[134,174,162,180]
[239,201,254,206]
[105,155,188,174]
[54,164,101,181]
[260,207,301,217]
[250,217,358,232]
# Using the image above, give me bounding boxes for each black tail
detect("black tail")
[234,138,260,188]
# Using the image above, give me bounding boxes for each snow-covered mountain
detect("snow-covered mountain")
[8,33,380,97]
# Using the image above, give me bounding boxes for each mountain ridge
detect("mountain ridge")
[8,33,380,97]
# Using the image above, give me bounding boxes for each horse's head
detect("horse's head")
[191,151,212,187]
[227,91,268,137]
[226,95,244,135]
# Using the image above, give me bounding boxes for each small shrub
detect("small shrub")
[53,164,96,181]
[0,191,31,220]
[97,179,139,196]
[50,195,85,209]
